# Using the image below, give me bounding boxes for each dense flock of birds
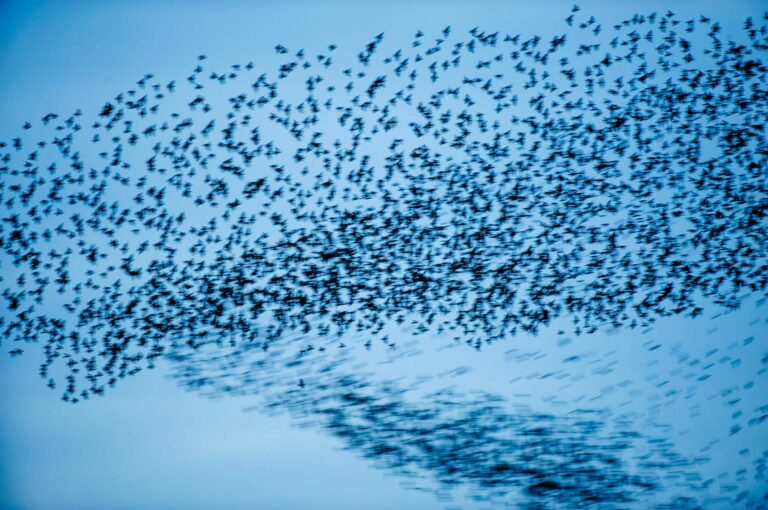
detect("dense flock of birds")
[168,326,757,509]
[168,299,767,508]
[1,5,767,508]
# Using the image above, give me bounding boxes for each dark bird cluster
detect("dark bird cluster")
[0,6,767,507]
[169,336,703,509]
[163,298,768,508]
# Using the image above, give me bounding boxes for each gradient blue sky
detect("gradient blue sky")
[1,1,766,509]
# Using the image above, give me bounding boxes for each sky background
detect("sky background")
[1,1,766,509]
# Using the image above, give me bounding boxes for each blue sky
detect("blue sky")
[1,0,766,508]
